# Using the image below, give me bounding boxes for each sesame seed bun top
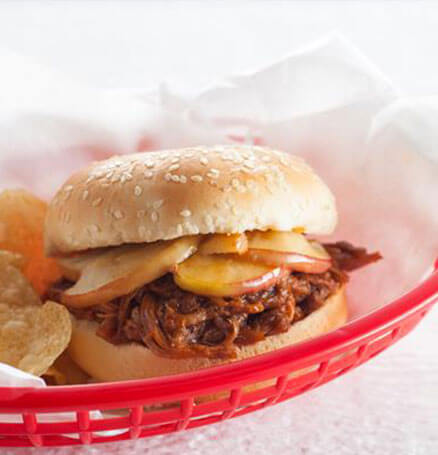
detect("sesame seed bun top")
[44,145,337,255]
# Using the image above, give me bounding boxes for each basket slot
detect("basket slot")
[139,422,178,438]
[22,413,42,447]
[179,413,224,432]
[189,396,236,418]
[175,398,194,431]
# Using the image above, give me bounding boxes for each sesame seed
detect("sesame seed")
[151,211,158,222]
[231,206,238,215]
[134,185,143,197]
[145,161,155,168]
[169,164,180,171]
[176,224,184,236]
[171,175,180,183]
[136,210,145,218]
[231,178,240,188]
[64,185,73,192]
[106,171,114,179]
[171,157,180,164]
[144,171,153,179]
[153,200,164,209]
[138,225,147,237]
[164,173,172,181]
[180,175,187,183]
[190,175,203,183]
[113,210,124,220]
[92,197,103,207]
[200,157,208,165]
[180,209,191,217]
[111,175,121,183]
[280,157,289,166]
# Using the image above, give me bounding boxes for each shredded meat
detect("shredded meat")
[48,240,380,359]
[323,241,382,271]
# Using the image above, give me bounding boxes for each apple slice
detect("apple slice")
[199,233,248,255]
[245,231,332,273]
[174,253,287,297]
[61,236,199,307]
[58,250,104,281]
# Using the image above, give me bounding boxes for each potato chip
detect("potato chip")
[0,250,40,307]
[0,252,71,376]
[0,300,72,376]
[0,189,61,295]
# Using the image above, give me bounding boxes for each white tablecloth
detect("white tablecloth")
[1,2,437,453]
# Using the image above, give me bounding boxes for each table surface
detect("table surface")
[1,2,437,454]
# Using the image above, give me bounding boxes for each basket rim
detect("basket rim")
[0,262,437,409]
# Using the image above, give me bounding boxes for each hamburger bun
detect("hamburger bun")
[68,286,346,382]
[46,145,346,388]
[45,145,337,255]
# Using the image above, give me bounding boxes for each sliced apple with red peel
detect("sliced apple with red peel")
[61,236,199,307]
[244,250,331,273]
[199,233,248,255]
[245,231,331,273]
[174,253,287,297]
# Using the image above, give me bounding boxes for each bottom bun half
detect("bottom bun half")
[68,287,347,383]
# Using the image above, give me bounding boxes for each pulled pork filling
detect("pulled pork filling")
[48,241,381,359]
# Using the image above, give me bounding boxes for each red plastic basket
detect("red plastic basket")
[0,261,437,448]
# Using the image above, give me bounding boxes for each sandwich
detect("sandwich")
[45,145,380,381]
